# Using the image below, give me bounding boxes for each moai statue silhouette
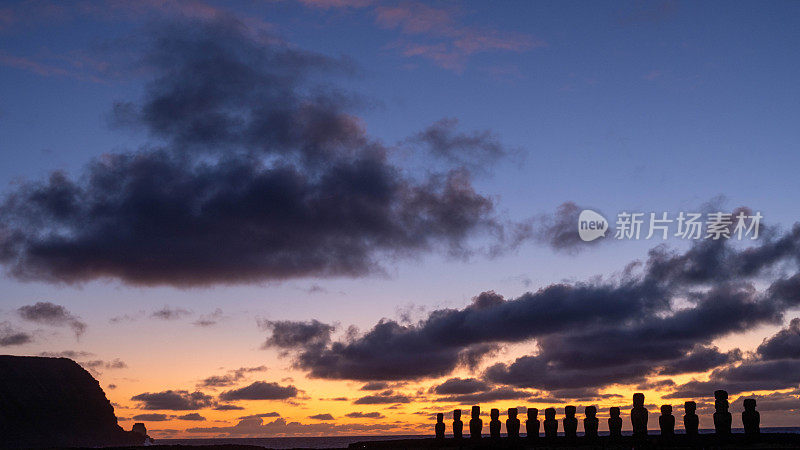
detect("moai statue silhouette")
[714,390,732,436]
[583,406,599,439]
[506,408,521,439]
[544,407,558,438]
[659,405,675,436]
[563,405,578,439]
[489,408,501,439]
[683,401,699,436]
[435,413,445,439]
[742,399,760,436]
[469,406,483,439]
[526,408,540,439]
[608,407,622,438]
[453,409,463,439]
[631,393,649,438]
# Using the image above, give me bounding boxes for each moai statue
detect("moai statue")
[543,407,558,438]
[506,408,521,439]
[526,408,540,439]
[608,407,622,438]
[583,406,599,439]
[631,393,649,438]
[131,423,147,436]
[563,405,578,439]
[453,409,463,439]
[742,399,760,436]
[683,401,699,436]
[659,405,675,437]
[435,413,445,439]
[469,406,483,439]
[714,390,732,436]
[489,408,501,439]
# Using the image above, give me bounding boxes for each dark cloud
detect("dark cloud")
[309,413,334,420]
[668,317,800,398]
[213,404,245,411]
[657,346,741,376]
[430,377,489,395]
[405,118,508,170]
[433,386,531,404]
[0,18,521,287]
[353,390,413,404]
[150,306,192,320]
[345,411,385,419]
[534,202,607,253]
[360,381,390,391]
[78,358,128,376]
[38,350,93,358]
[198,366,268,388]
[131,390,214,410]
[238,412,281,419]
[132,413,170,421]
[261,319,335,350]
[194,308,224,327]
[17,302,86,339]
[219,381,298,401]
[756,318,800,360]
[177,413,206,421]
[186,416,401,437]
[268,225,800,397]
[0,322,33,346]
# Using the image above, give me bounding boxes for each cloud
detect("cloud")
[267,225,800,397]
[0,322,32,346]
[177,413,206,421]
[353,390,413,404]
[132,413,170,421]
[375,2,544,71]
[186,416,401,437]
[430,377,489,395]
[405,118,507,170]
[345,411,385,419]
[309,413,334,420]
[213,404,244,411]
[238,412,280,419]
[150,306,192,320]
[198,366,268,388]
[131,390,214,410]
[261,320,335,350]
[38,350,93,358]
[219,381,299,401]
[17,302,86,339]
[360,381,389,391]
[0,18,520,287]
[194,308,224,327]
[78,358,128,376]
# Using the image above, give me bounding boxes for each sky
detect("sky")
[1,0,800,439]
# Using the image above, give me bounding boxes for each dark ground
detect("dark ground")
[49,433,800,449]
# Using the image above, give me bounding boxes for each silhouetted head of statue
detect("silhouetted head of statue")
[437,413,444,423]
[585,406,597,418]
[453,409,461,420]
[661,404,672,415]
[715,399,729,412]
[565,405,576,417]
[544,407,556,420]
[490,408,500,420]
[609,407,620,418]
[472,406,480,418]
[743,399,757,411]
[633,393,645,407]
[684,401,696,413]
[508,408,518,419]
[528,407,538,419]
[714,390,728,401]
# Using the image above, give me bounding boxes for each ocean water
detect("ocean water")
[159,428,800,448]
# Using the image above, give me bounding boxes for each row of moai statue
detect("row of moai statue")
[435,390,761,439]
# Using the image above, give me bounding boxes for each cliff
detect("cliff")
[0,355,147,448]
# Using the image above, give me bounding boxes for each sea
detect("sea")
[158,428,800,448]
